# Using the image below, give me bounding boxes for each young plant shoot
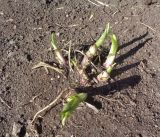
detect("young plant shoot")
[32,23,119,126]
[81,23,110,69]
[51,33,66,66]
[60,93,87,125]
[97,34,119,81]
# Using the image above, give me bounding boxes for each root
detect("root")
[32,62,64,75]
[85,102,99,113]
[31,89,67,124]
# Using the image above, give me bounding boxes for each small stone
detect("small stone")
[56,32,60,37]
[0,12,4,15]
[5,133,10,137]
[9,39,15,45]
[7,52,16,58]
[13,25,16,30]
[66,14,69,18]
[51,78,54,81]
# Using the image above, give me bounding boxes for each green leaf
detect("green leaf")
[60,93,87,125]
[95,23,110,48]
[109,34,119,55]
[104,34,119,68]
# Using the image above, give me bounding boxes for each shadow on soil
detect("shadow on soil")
[77,75,141,109]
[76,32,152,109]
[116,32,152,64]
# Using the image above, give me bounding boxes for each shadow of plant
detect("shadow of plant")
[76,32,152,108]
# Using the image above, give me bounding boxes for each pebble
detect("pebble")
[51,78,54,81]
[7,52,16,58]
[9,39,15,45]
[57,75,60,79]
[0,11,4,15]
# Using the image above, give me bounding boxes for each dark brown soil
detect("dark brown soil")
[0,0,160,137]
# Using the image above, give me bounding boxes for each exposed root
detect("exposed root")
[32,62,64,75]
[85,102,99,113]
[29,93,43,103]
[26,120,39,137]
[31,89,67,124]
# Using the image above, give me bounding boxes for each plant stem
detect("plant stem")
[71,59,89,85]
[51,33,66,66]
[97,63,116,81]
[81,23,110,69]
[95,23,110,48]
[103,34,118,68]
[97,34,119,82]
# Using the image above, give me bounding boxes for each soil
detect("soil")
[0,0,160,137]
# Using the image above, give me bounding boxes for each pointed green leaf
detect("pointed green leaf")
[60,93,87,125]
[95,23,110,48]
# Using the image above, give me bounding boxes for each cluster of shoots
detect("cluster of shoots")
[33,23,119,125]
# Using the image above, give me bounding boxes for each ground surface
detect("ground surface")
[0,0,160,137]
